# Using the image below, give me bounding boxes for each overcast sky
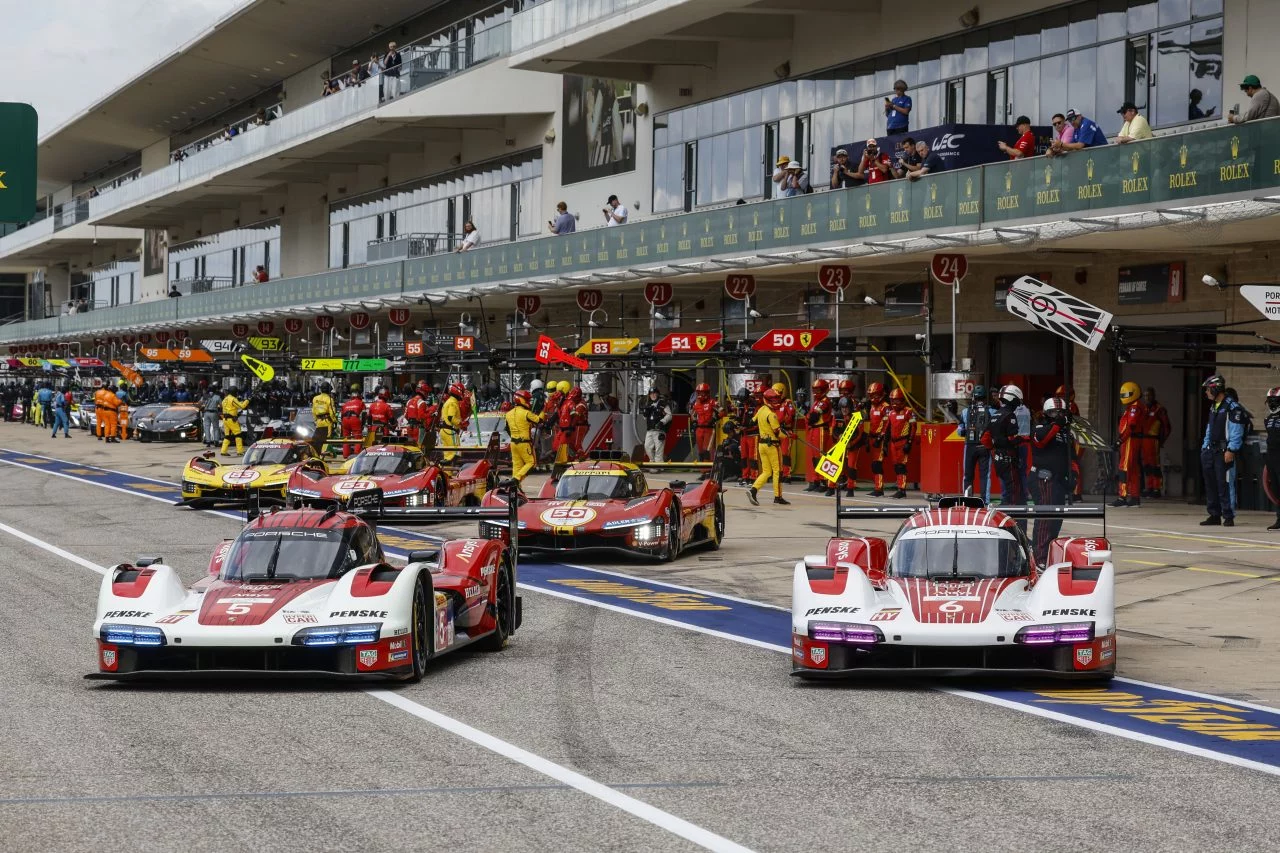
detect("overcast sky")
[5,0,249,137]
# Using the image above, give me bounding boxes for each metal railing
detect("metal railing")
[86,20,513,224]
[170,276,237,295]
[366,232,457,262]
[53,198,90,231]
[511,0,660,51]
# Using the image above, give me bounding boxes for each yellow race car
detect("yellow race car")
[180,438,332,508]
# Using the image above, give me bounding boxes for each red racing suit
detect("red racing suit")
[340,396,365,458]
[867,402,890,490]
[691,397,720,461]
[777,399,797,478]
[804,397,834,485]
[367,398,393,442]
[1142,402,1172,494]
[1117,401,1148,499]
[404,394,424,446]
[884,406,917,490]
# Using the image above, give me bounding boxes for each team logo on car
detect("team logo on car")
[810,647,826,664]
[334,478,379,495]
[1076,648,1094,666]
[101,649,117,668]
[222,468,262,485]
[358,649,379,667]
[539,506,597,527]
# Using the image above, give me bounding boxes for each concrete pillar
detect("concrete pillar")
[280,182,329,278]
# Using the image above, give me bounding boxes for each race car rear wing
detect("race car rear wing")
[834,492,1106,537]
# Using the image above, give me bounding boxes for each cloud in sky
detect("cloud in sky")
[6,0,249,136]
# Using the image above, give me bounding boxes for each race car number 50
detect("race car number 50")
[539,506,597,528]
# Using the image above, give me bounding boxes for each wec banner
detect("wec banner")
[816,411,863,485]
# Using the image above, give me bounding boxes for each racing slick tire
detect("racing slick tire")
[407,576,431,682]
[709,494,725,550]
[479,559,515,651]
[485,468,499,495]
[662,500,682,562]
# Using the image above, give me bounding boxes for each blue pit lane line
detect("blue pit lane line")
[2,446,1279,776]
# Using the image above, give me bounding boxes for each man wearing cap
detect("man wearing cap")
[997,116,1035,159]
[854,140,892,184]
[772,156,792,194]
[1228,75,1280,124]
[603,195,628,226]
[830,149,860,189]
[1115,102,1152,144]
[1047,113,1074,158]
[1057,110,1107,152]
[781,161,810,196]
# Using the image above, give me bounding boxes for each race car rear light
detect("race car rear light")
[100,624,166,646]
[808,621,884,645]
[292,623,381,646]
[1015,622,1094,645]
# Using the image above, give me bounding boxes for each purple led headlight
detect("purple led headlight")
[1015,622,1094,645]
[808,622,884,645]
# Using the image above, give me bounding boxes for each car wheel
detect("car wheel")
[662,500,682,562]
[485,468,498,494]
[709,494,725,550]
[407,576,430,681]
[479,560,513,651]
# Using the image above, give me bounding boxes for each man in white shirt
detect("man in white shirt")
[455,221,480,252]
[604,195,628,226]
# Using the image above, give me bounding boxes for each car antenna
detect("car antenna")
[951,531,960,578]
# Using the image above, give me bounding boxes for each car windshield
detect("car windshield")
[293,409,316,428]
[460,414,504,446]
[349,451,414,475]
[133,404,165,420]
[221,528,356,581]
[243,445,300,466]
[155,406,198,425]
[890,531,1028,579]
[555,473,633,500]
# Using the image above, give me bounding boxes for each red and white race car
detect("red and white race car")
[286,444,495,514]
[791,496,1115,680]
[89,502,520,681]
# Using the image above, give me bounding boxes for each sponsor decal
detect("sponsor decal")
[810,647,827,665]
[456,540,480,563]
[435,607,455,650]
[283,613,318,624]
[1076,647,1094,666]
[358,649,379,667]
[389,651,409,662]
[330,610,388,618]
[1101,649,1115,661]
[804,606,860,616]
[103,610,150,619]
[1042,608,1097,617]
[603,517,649,530]
[480,561,497,578]
[466,584,485,601]
[155,610,193,624]
[389,639,407,651]
[101,647,118,670]
[792,634,805,662]
[539,506,598,528]
[222,468,262,485]
[869,608,900,622]
[998,610,1035,622]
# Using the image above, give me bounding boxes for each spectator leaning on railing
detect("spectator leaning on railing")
[549,202,576,234]
[383,42,403,99]
[456,220,480,252]
[1055,110,1107,153]
[997,116,1035,159]
[1047,113,1074,158]
[892,137,920,178]
[830,148,860,189]
[905,140,944,181]
[1227,74,1280,124]
[1114,102,1152,144]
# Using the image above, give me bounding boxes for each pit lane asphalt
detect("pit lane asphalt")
[1,462,1278,851]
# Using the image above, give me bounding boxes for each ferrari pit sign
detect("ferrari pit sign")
[750,329,830,352]
[652,332,723,353]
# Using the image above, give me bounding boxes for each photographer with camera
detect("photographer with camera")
[830,148,859,189]
[854,139,892,184]
[603,195,629,226]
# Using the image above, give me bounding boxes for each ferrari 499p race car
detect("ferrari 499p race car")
[791,496,1115,680]
[89,501,521,681]
[286,444,496,515]
[180,438,330,508]
[480,453,724,561]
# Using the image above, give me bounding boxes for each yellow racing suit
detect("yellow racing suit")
[220,392,249,456]
[752,404,784,497]
[504,405,543,482]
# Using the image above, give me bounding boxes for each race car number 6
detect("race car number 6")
[937,600,965,613]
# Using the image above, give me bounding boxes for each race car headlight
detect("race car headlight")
[100,624,167,646]
[182,479,200,493]
[292,623,382,646]
[404,491,431,507]
[629,520,665,545]
[295,426,313,438]
[808,621,884,645]
[1015,622,1094,645]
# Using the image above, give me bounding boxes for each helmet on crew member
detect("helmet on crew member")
[448,382,466,398]
[1119,381,1141,404]
[762,388,781,406]
[378,388,391,401]
[648,386,661,397]
[888,388,905,407]
[349,383,360,395]
[811,378,830,397]
[569,386,583,401]
[772,382,787,396]
[530,379,545,393]
[837,379,855,396]
[1267,386,1280,412]
[556,380,569,394]
[1202,374,1226,397]
[695,382,711,397]
[416,380,430,396]
[867,381,885,402]
[998,384,1023,405]
[513,389,532,407]
[972,384,987,402]
[1043,396,1068,419]
[320,382,332,394]
[1055,384,1076,402]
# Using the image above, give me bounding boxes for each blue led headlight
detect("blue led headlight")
[100,624,166,646]
[292,623,381,646]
